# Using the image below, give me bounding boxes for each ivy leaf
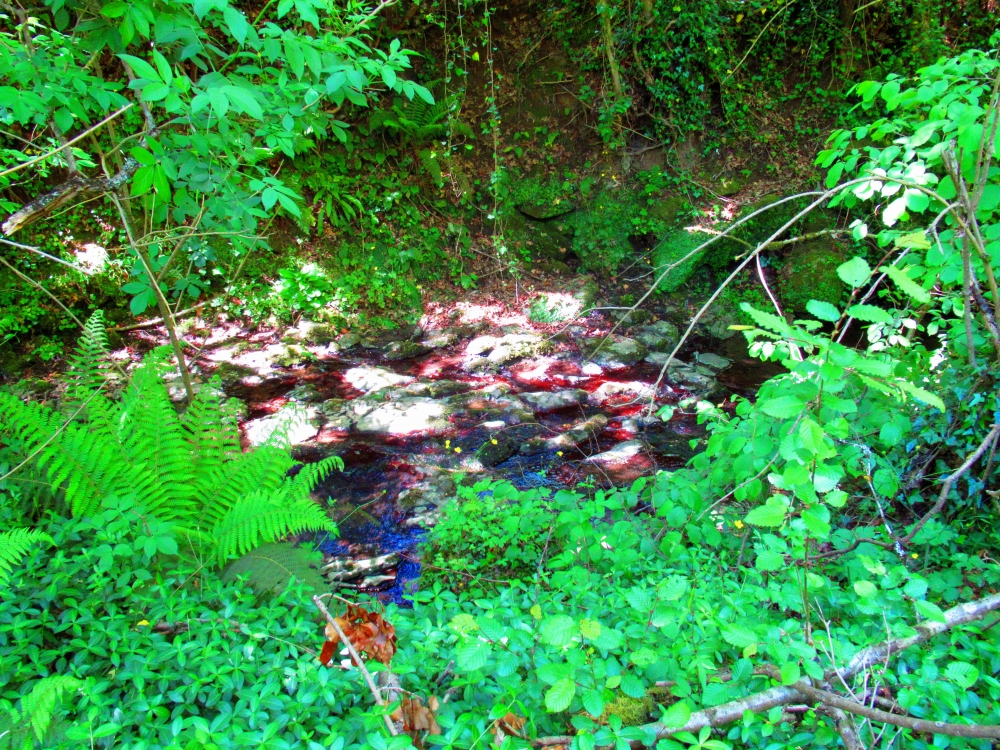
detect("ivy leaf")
[545,678,576,713]
[837,257,872,288]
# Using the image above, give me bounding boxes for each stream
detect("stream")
[221,318,779,603]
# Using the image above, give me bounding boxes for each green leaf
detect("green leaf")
[101,1,128,17]
[880,264,931,304]
[721,624,757,648]
[837,257,872,288]
[806,299,841,322]
[944,662,979,690]
[381,66,397,89]
[895,380,944,411]
[853,580,877,598]
[541,615,577,647]
[904,189,929,213]
[455,640,490,671]
[545,679,576,713]
[582,690,605,718]
[755,549,784,571]
[224,6,249,45]
[119,54,161,83]
[780,662,800,685]
[745,498,788,527]
[223,86,263,119]
[800,506,831,539]
[847,304,893,324]
[758,396,806,418]
[659,701,690,729]
[915,599,946,624]
[619,673,645,699]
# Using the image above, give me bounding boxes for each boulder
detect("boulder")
[584,439,646,465]
[588,381,654,406]
[354,397,451,435]
[463,333,552,372]
[696,352,731,371]
[382,341,433,360]
[635,320,679,353]
[475,434,520,468]
[519,389,588,413]
[420,330,459,349]
[578,336,648,369]
[342,366,414,394]
[777,239,849,313]
[520,414,608,455]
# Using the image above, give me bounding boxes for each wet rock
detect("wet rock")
[443,385,534,425]
[620,418,640,434]
[645,356,716,392]
[355,397,451,435]
[420,330,459,349]
[382,340,433,360]
[610,308,653,326]
[211,361,258,388]
[635,320,680,353]
[520,389,588,413]
[343,366,414,394]
[588,381,654,406]
[463,333,552,372]
[286,319,340,346]
[520,414,608,455]
[578,336,648,369]
[362,324,423,350]
[584,439,646,465]
[323,552,399,583]
[393,380,472,399]
[243,405,318,447]
[518,198,576,221]
[528,293,584,323]
[338,333,361,349]
[287,383,322,402]
[696,352,731,370]
[273,343,313,368]
[698,307,738,340]
[475,434,519,468]
[397,471,456,512]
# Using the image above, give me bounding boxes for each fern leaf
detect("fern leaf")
[212,492,335,566]
[64,311,111,404]
[284,455,344,503]
[0,528,52,585]
[418,148,443,187]
[181,379,240,493]
[20,675,82,742]
[221,541,327,593]
[193,444,295,531]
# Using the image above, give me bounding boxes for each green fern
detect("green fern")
[221,541,327,593]
[0,314,339,570]
[0,675,83,747]
[0,528,52,586]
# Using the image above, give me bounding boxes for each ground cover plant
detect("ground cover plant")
[0,1,1000,748]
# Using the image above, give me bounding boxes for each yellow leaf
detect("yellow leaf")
[736,12,743,22]
[472,51,480,61]
[530,604,542,619]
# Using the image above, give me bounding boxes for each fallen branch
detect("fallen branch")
[534,591,1000,747]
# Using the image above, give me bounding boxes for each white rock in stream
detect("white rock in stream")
[343,366,414,394]
[519,389,588,412]
[243,405,318,447]
[584,439,646,464]
[588,381,654,406]
[354,397,451,435]
[696,352,732,370]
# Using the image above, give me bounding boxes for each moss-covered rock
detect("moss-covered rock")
[777,239,850,313]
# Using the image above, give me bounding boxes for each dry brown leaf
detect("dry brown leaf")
[319,604,397,666]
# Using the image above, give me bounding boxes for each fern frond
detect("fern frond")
[65,311,110,404]
[19,675,82,742]
[194,444,295,530]
[118,350,194,518]
[419,148,443,187]
[221,541,327,593]
[0,528,52,586]
[181,379,240,491]
[284,455,344,503]
[212,492,335,566]
[0,394,139,517]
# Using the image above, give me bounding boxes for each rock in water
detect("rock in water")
[354,397,451,435]
[519,389,588,413]
[577,336,648,369]
[584,440,646,465]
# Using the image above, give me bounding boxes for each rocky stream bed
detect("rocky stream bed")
[201,314,778,604]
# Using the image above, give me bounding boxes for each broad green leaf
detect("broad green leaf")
[780,662,801,685]
[545,679,576,713]
[659,701,690,729]
[806,299,841,322]
[582,690,604,718]
[541,615,576,647]
[455,640,489,671]
[119,54,161,83]
[853,580,877,598]
[801,506,831,539]
[579,619,602,640]
[619,673,645,699]
[758,396,806,418]
[745,498,788,527]
[837,257,872,288]
[944,662,979,689]
[224,6,249,45]
[882,196,907,226]
[880,264,931,304]
[895,380,945,411]
[721,624,757,648]
[847,304,893,324]
[915,600,946,623]
[755,549,784,571]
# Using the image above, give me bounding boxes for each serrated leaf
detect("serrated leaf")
[915,599,946,623]
[660,576,687,601]
[455,640,490,671]
[580,619,602,640]
[496,651,519,677]
[801,506,831,539]
[619,673,645,699]
[759,396,806,419]
[806,299,841,322]
[895,380,944,411]
[944,662,979,689]
[745,498,788,527]
[780,662,801,685]
[582,689,605,717]
[847,304,893,324]
[545,679,576,712]
[721,624,757,648]
[660,701,690,729]
[541,615,577,647]
[755,549,784,571]
[853,580,877,598]
[625,587,653,613]
[837,257,872,288]
[880,264,930,304]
